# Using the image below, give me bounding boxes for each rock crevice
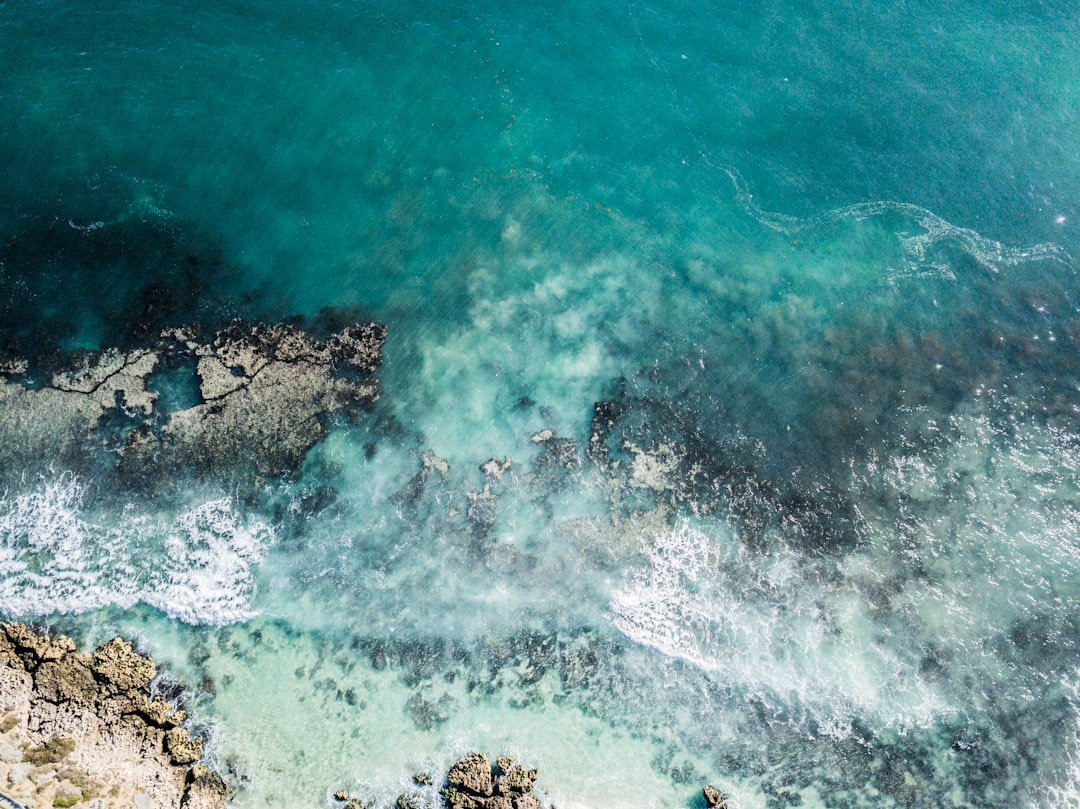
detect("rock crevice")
[0,623,225,809]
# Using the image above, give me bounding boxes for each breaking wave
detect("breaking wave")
[0,475,271,625]
[609,519,950,737]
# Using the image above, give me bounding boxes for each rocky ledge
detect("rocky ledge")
[0,623,225,809]
[0,316,386,491]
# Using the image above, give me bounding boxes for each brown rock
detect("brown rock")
[92,637,156,693]
[181,764,228,809]
[1,623,225,809]
[494,765,536,795]
[495,756,515,775]
[447,752,493,797]
[165,727,203,765]
[704,785,728,808]
[441,788,488,809]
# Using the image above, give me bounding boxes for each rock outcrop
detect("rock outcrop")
[440,753,541,809]
[0,623,226,809]
[0,315,386,491]
[135,319,385,483]
[703,785,729,808]
[331,752,545,809]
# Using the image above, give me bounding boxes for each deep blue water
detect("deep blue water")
[2,2,1080,807]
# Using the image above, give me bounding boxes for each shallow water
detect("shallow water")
[2,1,1080,807]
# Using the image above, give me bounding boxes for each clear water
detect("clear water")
[2,1,1080,807]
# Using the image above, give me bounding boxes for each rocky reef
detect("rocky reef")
[0,317,386,492]
[0,623,225,809]
[332,752,544,809]
[331,752,727,809]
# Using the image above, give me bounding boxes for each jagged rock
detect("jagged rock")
[159,318,384,482]
[92,637,156,693]
[447,752,493,797]
[51,348,159,416]
[140,696,185,729]
[423,450,450,477]
[703,785,728,808]
[0,315,385,491]
[333,789,351,801]
[165,727,203,765]
[1,624,76,670]
[442,788,488,809]
[493,765,536,796]
[0,356,28,375]
[180,764,228,809]
[413,772,434,786]
[31,655,96,704]
[480,457,512,480]
[327,323,386,372]
[0,623,223,809]
[440,753,547,809]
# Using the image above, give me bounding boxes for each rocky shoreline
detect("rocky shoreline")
[1,624,732,809]
[0,623,225,809]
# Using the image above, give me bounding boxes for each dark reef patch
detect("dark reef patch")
[0,214,232,360]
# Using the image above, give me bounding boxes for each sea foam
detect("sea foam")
[0,475,271,625]
[610,519,949,737]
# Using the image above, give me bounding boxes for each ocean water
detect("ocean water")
[2,1,1080,807]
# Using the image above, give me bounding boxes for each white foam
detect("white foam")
[1033,677,1080,809]
[610,519,950,736]
[720,164,1073,276]
[0,476,272,625]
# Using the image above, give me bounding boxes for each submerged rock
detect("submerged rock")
[156,319,384,483]
[0,623,225,809]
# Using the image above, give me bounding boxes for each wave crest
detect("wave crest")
[0,476,272,625]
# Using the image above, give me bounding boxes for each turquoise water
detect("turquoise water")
[2,1,1080,807]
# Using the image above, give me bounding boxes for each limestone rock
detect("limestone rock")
[0,314,385,492]
[440,753,546,809]
[165,728,203,765]
[704,785,728,808]
[0,623,224,809]
[493,765,536,796]
[480,457,512,481]
[447,752,493,797]
[91,637,156,693]
[180,764,228,809]
[33,654,98,705]
[160,318,384,483]
[51,348,159,416]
